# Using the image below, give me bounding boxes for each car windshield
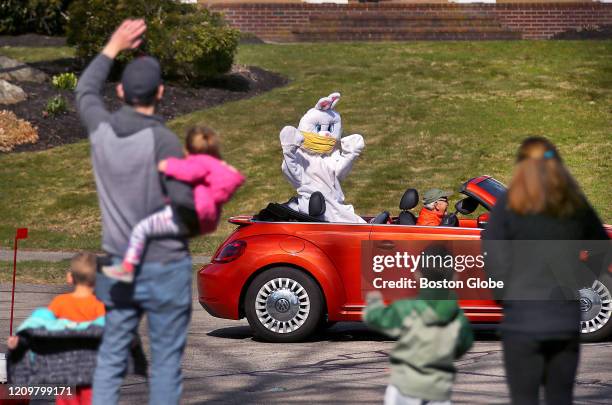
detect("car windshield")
[479,178,506,199]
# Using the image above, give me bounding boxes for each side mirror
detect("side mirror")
[455,197,479,215]
[477,213,490,228]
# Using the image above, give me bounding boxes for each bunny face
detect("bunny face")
[297,92,343,141]
[298,108,342,140]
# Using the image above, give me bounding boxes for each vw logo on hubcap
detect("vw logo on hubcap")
[579,281,611,334]
[255,278,312,334]
[275,298,291,313]
[580,297,593,312]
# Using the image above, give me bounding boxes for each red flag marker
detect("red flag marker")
[9,228,28,336]
[15,228,28,240]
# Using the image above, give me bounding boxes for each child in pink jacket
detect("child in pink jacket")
[103,125,245,283]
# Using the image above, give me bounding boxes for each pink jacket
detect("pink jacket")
[165,155,245,234]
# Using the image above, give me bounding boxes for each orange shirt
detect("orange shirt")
[48,293,105,322]
[416,207,445,227]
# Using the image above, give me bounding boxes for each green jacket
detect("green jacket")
[363,289,473,401]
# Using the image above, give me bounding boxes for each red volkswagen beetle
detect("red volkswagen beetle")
[198,176,612,342]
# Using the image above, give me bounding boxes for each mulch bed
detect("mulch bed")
[1,35,287,153]
[552,25,612,40]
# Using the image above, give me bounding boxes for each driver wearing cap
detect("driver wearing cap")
[416,189,452,226]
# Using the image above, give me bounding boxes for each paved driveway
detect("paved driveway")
[2,283,611,404]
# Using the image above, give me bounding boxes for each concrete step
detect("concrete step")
[293,27,522,41]
[297,10,520,41]
[310,13,495,23]
[295,26,520,35]
[293,33,522,41]
[307,19,506,29]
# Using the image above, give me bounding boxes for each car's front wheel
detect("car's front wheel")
[580,273,612,342]
[245,267,324,342]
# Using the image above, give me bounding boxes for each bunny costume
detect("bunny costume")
[280,93,366,223]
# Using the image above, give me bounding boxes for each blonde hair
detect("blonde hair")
[70,252,97,287]
[185,125,221,159]
[507,137,585,217]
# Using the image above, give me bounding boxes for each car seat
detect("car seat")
[398,188,419,225]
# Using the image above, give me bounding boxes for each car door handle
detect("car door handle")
[377,241,395,250]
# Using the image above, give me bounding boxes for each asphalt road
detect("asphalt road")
[1,283,611,404]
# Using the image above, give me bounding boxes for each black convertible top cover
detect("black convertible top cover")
[254,203,327,223]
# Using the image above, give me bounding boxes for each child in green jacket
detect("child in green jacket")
[364,252,473,405]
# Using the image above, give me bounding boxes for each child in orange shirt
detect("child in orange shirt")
[48,253,105,322]
[7,253,104,405]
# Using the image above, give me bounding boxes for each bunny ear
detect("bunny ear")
[329,92,341,109]
[315,97,332,110]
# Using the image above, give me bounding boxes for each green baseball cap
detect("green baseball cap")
[423,188,452,205]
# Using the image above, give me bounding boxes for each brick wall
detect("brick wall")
[206,2,612,41]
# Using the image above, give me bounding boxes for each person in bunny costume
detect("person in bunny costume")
[280,92,366,223]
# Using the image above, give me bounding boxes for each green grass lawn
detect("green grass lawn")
[0,260,70,284]
[1,41,611,256]
[0,46,75,63]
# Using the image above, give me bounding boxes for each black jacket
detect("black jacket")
[8,326,148,386]
[482,192,609,336]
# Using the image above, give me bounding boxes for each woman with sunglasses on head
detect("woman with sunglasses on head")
[483,136,609,405]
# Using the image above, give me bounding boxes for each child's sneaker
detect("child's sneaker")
[102,263,134,283]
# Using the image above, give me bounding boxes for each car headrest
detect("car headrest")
[309,191,326,217]
[400,188,419,211]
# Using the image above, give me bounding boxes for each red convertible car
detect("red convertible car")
[198,176,612,342]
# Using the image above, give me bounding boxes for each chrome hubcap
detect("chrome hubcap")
[580,280,612,334]
[256,278,310,334]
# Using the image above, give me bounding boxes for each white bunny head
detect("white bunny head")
[297,92,342,141]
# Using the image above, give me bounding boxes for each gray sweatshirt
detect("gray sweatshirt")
[76,54,196,263]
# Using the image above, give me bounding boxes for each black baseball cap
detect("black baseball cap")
[121,56,162,105]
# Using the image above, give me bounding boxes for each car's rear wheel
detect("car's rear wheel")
[580,273,612,342]
[245,267,324,342]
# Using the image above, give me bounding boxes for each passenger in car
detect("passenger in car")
[416,189,452,226]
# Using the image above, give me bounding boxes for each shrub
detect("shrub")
[0,0,71,35]
[44,95,68,116]
[66,0,239,82]
[52,72,78,90]
[0,110,39,152]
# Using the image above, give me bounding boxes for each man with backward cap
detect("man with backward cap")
[75,20,198,405]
